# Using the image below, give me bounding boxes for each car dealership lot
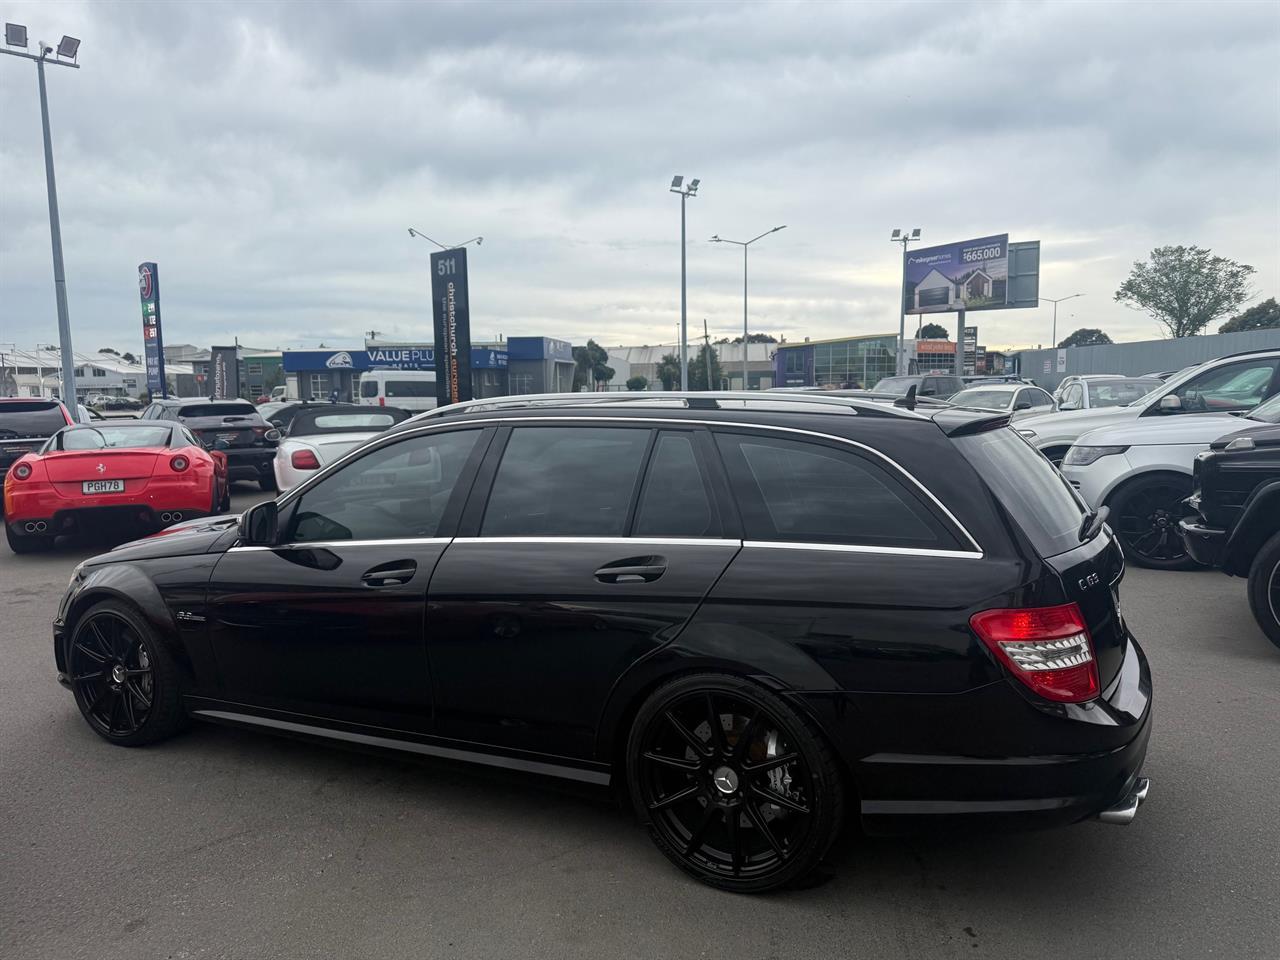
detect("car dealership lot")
[1,487,1277,960]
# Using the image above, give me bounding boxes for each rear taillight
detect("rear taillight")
[291,449,321,470]
[170,455,189,472]
[13,463,32,480]
[378,397,385,407]
[969,602,1099,703]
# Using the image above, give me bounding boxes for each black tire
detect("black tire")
[6,524,53,554]
[1109,472,1198,570]
[1246,530,1280,650]
[259,473,278,493]
[66,600,190,746]
[625,673,845,893]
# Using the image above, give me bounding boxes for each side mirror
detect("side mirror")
[1058,400,1079,411]
[241,500,278,546]
[1159,395,1183,412]
[1014,399,1034,411]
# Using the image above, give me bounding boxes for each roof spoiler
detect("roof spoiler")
[931,408,1013,437]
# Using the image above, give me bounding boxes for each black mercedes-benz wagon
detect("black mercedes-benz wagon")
[53,392,1152,892]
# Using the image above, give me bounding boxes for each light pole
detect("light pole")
[710,225,786,390]
[670,176,700,390]
[407,227,483,251]
[3,25,82,419]
[1040,294,1085,347]
[890,228,922,376]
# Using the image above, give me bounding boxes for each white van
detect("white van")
[357,369,439,412]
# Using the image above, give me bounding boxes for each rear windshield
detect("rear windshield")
[0,401,68,437]
[57,425,173,450]
[949,389,1012,410]
[178,403,257,418]
[293,412,403,435]
[954,428,1085,558]
[869,376,919,396]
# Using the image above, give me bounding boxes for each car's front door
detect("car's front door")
[1146,357,1280,416]
[203,426,490,732]
[427,423,741,760]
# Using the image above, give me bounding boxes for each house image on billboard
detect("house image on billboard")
[913,268,997,310]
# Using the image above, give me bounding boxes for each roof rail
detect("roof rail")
[413,390,933,421]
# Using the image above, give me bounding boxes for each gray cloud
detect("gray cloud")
[1,0,1276,357]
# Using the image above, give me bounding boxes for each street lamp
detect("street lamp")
[670,176,700,390]
[709,225,787,390]
[890,228,922,376]
[2,24,82,419]
[1040,294,1085,347]
[407,227,483,250]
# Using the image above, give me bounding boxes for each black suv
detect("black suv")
[52,392,1152,892]
[1,398,73,490]
[141,397,279,490]
[851,374,966,401]
[1180,393,1280,649]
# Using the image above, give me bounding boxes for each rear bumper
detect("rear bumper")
[7,503,210,538]
[798,633,1153,835]
[222,448,277,480]
[1178,517,1227,568]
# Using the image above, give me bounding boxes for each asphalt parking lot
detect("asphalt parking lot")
[1,486,1278,960]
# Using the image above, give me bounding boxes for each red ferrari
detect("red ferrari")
[3,421,229,554]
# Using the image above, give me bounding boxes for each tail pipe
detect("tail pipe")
[159,511,183,524]
[1095,777,1150,826]
[25,521,48,533]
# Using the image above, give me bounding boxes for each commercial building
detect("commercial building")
[281,345,508,402]
[0,347,193,401]
[1011,327,1280,391]
[774,334,900,388]
[506,337,576,394]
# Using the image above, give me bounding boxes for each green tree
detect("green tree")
[688,344,723,391]
[732,332,778,344]
[1057,328,1113,348]
[1115,245,1256,338]
[571,340,615,391]
[915,322,949,339]
[656,353,681,391]
[121,351,138,364]
[1219,297,1280,333]
[625,375,649,391]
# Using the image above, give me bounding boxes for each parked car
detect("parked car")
[53,391,1151,893]
[1018,349,1280,467]
[947,383,1056,420]
[273,404,410,492]
[1180,406,1280,648]
[357,369,438,412]
[844,373,966,402]
[1057,396,1275,568]
[4,420,228,553]
[1,398,74,490]
[1055,377,1163,413]
[259,399,342,433]
[140,397,280,491]
[1051,375,1126,405]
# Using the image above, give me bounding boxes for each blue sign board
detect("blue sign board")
[282,347,507,374]
[508,336,573,363]
[137,262,167,397]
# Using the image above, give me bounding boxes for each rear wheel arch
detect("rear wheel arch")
[1224,482,1280,576]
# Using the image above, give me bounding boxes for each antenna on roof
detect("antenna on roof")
[894,384,918,411]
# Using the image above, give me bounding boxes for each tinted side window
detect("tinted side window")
[1170,359,1278,412]
[714,433,960,549]
[289,429,481,543]
[481,426,650,536]
[633,432,718,538]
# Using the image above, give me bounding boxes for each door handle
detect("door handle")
[594,556,667,584]
[361,560,418,586]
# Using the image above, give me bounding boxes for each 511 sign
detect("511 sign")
[429,249,474,406]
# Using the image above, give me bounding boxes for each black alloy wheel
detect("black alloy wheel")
[1246,530,1280,650]
[1110,474,1197,570]
[627,674,844,893]
[67,601,188,746]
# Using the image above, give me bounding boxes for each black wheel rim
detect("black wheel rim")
[69,613,154,738]
[1115,482,1189,562]
[638,690,814,882]
[1269,561,1280,629]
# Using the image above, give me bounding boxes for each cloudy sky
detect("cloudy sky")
[1,0,1277,358]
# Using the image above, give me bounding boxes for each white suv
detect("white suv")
[1018,350,1280,467]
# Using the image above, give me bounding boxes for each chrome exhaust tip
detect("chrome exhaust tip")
[160,512,173,523]
[1095,777,1150,826]
[171,512,182,521]
[36,521,47,532]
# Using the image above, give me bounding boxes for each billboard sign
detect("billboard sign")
[137,262,167,397]
[904,234,1009,315]
[430,248,474,406]
[210,346,241,399]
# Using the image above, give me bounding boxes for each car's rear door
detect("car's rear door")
[426,422,740,760]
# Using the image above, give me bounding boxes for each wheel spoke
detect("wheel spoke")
[731,708,762,762]
[642,750,702,772]
[107,691,122,733]
[741,751,800,775]
[87,621,113,658]
[744,800,785,859]
[71,670,104,682]
[726,808,743,875]
[123,668,151,679]
[704,694,728,755]
[87,681,110,715]
[73,642,106,664]
[682,803,718,858]
[126,680,152,711]
[648,783,701,811]
[665,710,712,758]
[116,630,137,664]
[750,783,810,815]
[121,688,138,730]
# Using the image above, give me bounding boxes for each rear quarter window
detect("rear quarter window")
[954,428,1085,558]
